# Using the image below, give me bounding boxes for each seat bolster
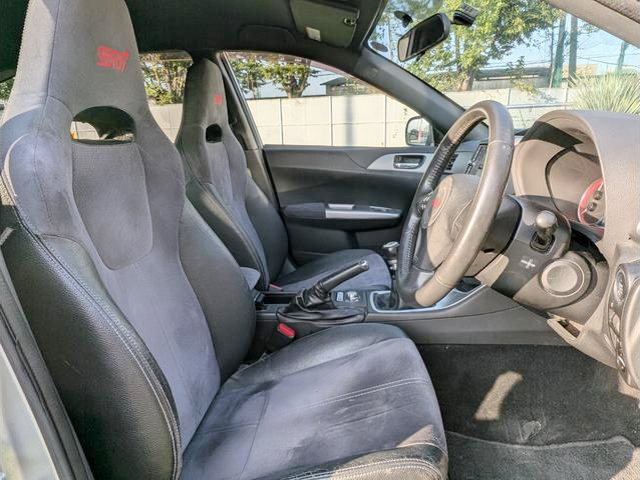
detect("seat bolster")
[186,178,271,289]
[178,201,256,380]
[255,444,447,480]
[0,213,181,480]
[245,176,289,280]
[225,323,408,388]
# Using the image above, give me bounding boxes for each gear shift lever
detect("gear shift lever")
[382,241,400,272]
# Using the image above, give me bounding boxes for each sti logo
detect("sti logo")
[96,45,130,72]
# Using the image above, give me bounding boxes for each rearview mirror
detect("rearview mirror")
[406,116,434,146]
[397,13,450,62]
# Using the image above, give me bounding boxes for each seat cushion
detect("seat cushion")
[181,323,447,480]
[276,249,392,292]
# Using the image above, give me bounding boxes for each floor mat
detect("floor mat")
[419,345,640,446]
[447,431,640,480]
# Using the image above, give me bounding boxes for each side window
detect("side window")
[224,51,419,147]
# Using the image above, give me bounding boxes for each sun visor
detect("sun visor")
[290,0,360,48]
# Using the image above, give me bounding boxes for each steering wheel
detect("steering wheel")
[395,100,514,307]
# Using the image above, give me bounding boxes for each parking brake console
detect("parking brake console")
[290,260,370,310]
[273,261,369,343]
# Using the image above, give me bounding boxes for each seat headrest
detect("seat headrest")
[182,59,229,129]
[3,0,147,122]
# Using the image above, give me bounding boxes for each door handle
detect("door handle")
[393,154,425,169]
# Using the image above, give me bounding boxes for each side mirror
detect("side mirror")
[397,13,450,62]
[405,116,434,146]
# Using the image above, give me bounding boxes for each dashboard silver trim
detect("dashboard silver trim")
[325,204,402,220]
[369,284,486,313]
[367,153,433,173]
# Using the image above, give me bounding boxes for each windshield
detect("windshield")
[370,1,640,129]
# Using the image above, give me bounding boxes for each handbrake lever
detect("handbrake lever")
[286,260,369,311]
[314,260,369,298]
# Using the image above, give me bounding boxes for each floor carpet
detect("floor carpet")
[420,345,640,446]
[447,432,639,480]
[418,344,640,478]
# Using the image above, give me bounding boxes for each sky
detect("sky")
[495,22,639,74]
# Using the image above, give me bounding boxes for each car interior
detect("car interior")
[0,0,639,479]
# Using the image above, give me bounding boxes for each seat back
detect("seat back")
[176,59,289,289]
[0,0,255,478]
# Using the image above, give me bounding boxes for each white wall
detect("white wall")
[243,88,572,145]
[245,94,421,147]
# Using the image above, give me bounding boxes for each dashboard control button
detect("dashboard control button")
[540,259,585,297]
[615,269,627,303]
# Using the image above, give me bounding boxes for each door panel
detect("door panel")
[264,145,436,264]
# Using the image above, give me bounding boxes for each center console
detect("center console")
[252,275,557,358]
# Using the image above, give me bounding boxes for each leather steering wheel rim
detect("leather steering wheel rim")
[396,100,514,307]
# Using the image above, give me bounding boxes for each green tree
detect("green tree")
[380,0,562,91]
[140,53,190,105]
[507,56,537,93]
[0,78,13,101]
[229,54,268,98]
[264,55,317,98]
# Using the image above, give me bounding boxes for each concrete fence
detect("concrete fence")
[65,86,575,145]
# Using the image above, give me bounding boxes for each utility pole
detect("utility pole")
[568,16,578,80]
[551,15,567,88]
[617,41,629,73]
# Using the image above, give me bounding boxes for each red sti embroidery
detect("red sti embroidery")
[96,45,130,72]
[213,94,223,105]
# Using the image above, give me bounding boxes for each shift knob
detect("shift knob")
[532,210,558,252]
[536,210,558,232]
[382,241,400,272]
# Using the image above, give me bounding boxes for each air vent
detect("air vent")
[465,143,487,174]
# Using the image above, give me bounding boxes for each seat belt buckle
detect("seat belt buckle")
[266,322,296,352]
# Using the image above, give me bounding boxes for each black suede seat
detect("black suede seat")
[176,59,392,293]
[182,323,446,479]
[0,0,446,479]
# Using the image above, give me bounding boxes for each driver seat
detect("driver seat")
[176,59,392,292]
[0,0,446,478]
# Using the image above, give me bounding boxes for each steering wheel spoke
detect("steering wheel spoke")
[395,100,514,308]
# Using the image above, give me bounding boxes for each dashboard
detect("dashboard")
[368,110,639,386]
[511,110,640,387]
[370,110,639,387]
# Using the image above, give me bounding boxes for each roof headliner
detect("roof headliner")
[0,0,385,82]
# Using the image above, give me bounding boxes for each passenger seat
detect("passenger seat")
[176,59,392,292]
